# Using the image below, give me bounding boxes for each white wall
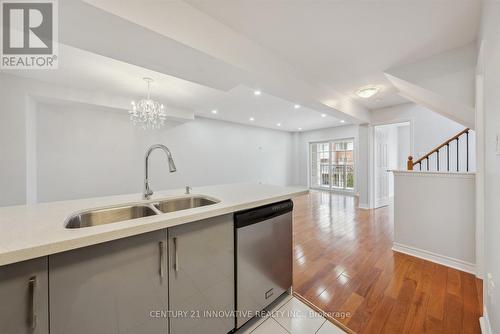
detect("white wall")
[0,76,27,206]
[36,104,293,202]
[397,125,411,170]
[371,103,476,172]
[393,171,476,273]
[0,73,141,206]
[480,1,500,332]
[0,74,294,206]
[385,43,476,129]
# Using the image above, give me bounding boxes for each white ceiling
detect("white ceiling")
[2,44,344,132]
[3,45,221,112]
[2,0,481,132]
[199,85,344,132]
[185,0,481,110]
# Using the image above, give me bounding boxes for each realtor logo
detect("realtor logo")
[1,0,58,69]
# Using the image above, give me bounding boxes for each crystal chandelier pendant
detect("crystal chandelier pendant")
[129,77,167,129]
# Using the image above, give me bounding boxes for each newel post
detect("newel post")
[407,156,414,170]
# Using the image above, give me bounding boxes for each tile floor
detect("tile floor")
[236,295,346,334]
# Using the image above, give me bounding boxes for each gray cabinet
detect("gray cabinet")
[0,257,49,334]
[49,230,168,334]
[168,215,234,334]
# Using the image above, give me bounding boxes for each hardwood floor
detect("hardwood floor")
[292,190,483,334]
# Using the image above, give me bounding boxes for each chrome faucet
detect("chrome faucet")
[143,144,177,200]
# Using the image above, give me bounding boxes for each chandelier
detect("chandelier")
[129,77,167,129]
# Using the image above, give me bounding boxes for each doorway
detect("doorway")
[374,122,411,208]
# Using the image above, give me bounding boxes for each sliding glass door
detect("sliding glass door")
[310,139,354,191]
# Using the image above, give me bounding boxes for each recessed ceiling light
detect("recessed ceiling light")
[276,123,281,127]
[321,114,327,117]
[249,117,255,121]
[254,90,261,96]
[356,85,379,98]
[211,109,218,114]
[340,120,345,123]
[298,127,302,131]
[294,104,301,109]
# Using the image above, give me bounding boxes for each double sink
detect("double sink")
[65,196,219,229]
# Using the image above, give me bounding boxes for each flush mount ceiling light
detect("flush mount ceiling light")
[294,104,301,109]
[355,85,379,98]
[321,113,327,117]
[276,123,281,127]
[340,120,346,123]
[211,109,218,114]
[249,117,255,121]
[254,90,262,96]
[129,77,166,129]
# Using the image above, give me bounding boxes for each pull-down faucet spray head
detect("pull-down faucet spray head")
[143,144,177,199]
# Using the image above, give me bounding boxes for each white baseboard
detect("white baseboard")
[392,242,476,274]
[480,317,492,334]
[480,306,492,334]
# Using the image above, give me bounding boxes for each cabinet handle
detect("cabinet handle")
[28,276,37,329]
[173,237,179,272]
[159,241,165,279]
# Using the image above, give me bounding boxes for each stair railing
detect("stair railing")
[407,128,470,172]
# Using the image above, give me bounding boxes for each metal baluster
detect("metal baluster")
[437,150,440,171]
[419,162,422,171]
[456,138,459,172]
[426,158,429,171]
[447,143,450,171]
[466,131,469,172]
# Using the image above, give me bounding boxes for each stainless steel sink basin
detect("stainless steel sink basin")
[65,205,157,229]
[65,196,220,229]
[153,196,219,213]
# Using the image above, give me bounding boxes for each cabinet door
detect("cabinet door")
[49,230,168,334]
[0,257,49,334]
[168,215,234,334]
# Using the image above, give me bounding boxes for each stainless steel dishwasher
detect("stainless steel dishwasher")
[234,200,293,329]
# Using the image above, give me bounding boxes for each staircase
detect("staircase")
[407,128,471,172]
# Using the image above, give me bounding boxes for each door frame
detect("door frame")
[369,119,414,209]
[475,40,485,280]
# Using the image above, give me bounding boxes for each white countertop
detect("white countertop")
[0,183,308,266]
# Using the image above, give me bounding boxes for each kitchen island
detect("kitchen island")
[0,183,307,334]
[0,183,307,266]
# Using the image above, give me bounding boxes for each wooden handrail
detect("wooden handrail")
[407,128,470,171]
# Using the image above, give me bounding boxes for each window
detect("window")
[310,139,354,191]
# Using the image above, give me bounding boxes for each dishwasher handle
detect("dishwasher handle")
[234,200,293,228]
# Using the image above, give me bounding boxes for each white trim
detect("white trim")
[392,170,476,178]
[358,203,370,210]
[480,307,492,334]
[475,45,485,279]
[392,242,476,275]
[310,186,356,195]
